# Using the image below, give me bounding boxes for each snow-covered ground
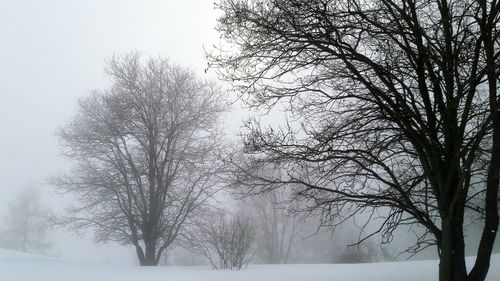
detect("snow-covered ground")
[0,249,498,281]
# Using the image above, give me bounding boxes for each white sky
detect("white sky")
[0,0,234,264]
[0,0,446,265]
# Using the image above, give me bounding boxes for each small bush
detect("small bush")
[201,214,255,270]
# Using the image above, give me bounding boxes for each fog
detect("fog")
[0,0,224,264]
[0,0,493,268]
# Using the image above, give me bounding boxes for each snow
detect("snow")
[0,249,498,281]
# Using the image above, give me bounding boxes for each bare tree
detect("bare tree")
[243,188,302,264]
[0,188,52,255]
[190,212,255,270]
[52,53,228,266]
[209,1,500,281]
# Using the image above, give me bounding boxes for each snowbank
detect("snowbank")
[0,249,498,281]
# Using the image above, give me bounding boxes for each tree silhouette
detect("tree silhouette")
[210,1,500,280]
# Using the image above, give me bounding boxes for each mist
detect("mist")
[0,1,498,281]
[0,0,221,264]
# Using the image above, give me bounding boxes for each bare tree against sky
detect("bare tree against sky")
[209,1,500,281]
[52,53,228,266]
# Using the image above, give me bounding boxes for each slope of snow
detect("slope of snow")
[0,249,498,281]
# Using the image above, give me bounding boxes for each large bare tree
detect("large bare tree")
[53,53,227,266]
[209,1,500,281]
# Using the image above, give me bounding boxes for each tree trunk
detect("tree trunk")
[467,111,500,281]
[439,216,467,281]
[21,208,30,252]
[468,13,500,281]
[143,241,157,266]
[134,243,146,266]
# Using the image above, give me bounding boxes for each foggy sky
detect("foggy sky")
[0,0,462,265]
[0,0,224,264]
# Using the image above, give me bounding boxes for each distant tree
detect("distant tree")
[210,1,500,281]
[0,188,51,254]
[334,239,394,264]
[52,53,228,266]
[244,188,302,264]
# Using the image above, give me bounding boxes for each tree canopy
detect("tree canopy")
[54,53,228,265]
[210,1,500,280]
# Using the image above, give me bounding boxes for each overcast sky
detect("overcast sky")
[0,0,473,265]
[0,0,228,263]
